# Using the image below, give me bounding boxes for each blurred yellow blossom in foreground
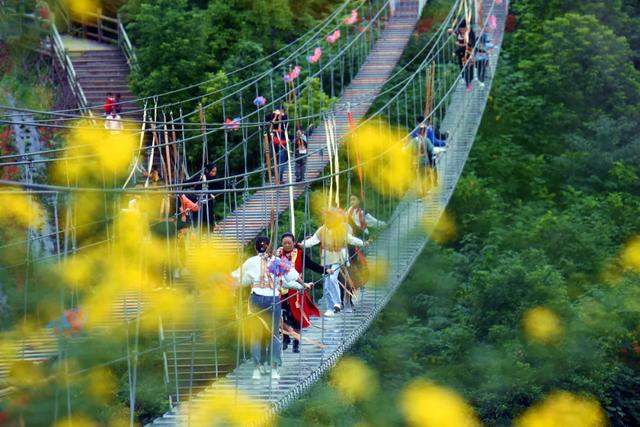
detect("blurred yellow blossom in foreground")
[52,122,137,183]
[330,357,378,402]
[348,121,414,198]
[53,415,99,427]
[87,367,117,403]
[621,236,640,272]
[522,307,563,344]
[0,189,45,229]
[422,209,457,245]
[64,0,99,22]
[366,257,390,287]
[400,380,481,427]
[515,391,607,427]
[311,190,332,217]
[181,390,270,426]
[8,360,44,388]
[189,237,241,284]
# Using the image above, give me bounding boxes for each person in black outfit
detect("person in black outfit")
[182,162,223,228]
[450,19,476,91]
[294,125,308,182]
[114,93,122,114]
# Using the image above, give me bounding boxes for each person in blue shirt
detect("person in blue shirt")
[411,118,447,189]
[426,123,447,148]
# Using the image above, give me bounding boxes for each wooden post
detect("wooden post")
[163,112,173,185]
[170,111,179,183]
[263,133,273,184]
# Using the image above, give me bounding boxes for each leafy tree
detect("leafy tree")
[123,0,211,102]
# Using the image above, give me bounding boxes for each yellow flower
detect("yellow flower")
[311,190,332,217]
[366,257,389,287]
[59,252,97,288]
[348,121,414,198]
[330,357,378,402]
[181,390,271,426]
[515,391,607,427]
[189,237,240,283]
[621,236,640,272]
[0,189,45,229]
[422,210,457,245]
[522,307,563,344]
[7,360,44,388]
[53,415,99,427]
[399,380,481,427]
[52,121,137,184]
[139,287,190,331]
[64,0,100,22]
[87,367,117,403]
[68,193,104,239]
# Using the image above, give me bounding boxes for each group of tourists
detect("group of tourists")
[450,19,493,92]
[231,198,385,380]
[265,107,311,184]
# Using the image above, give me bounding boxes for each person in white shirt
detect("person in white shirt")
[302,208,365,316]
[231,236,310,380]
[104,109,124,133]
[346,194,386,237]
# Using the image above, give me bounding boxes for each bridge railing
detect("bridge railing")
[117,13,139,73]
[66,8,140,73]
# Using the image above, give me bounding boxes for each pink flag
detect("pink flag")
[307,47,322,64]
[344,9,358,25]
[326,29,341,44]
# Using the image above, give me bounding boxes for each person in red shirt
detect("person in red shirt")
[103,92,115,116]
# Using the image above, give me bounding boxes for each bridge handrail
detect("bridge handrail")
[116,13,139,73]
[49,16,92,116]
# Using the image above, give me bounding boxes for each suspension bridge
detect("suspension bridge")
[0,0,508,424]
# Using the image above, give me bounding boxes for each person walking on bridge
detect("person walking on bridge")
[265,108,289,183]
[232,237,311,380]
[450,19,476,92]
[302,208,366,316]
[276,232,326,353]
[181,162,222,229]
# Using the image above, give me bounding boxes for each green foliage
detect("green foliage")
[0,73,53,111]
[290,77,337,126]
[123,0,211,102]
[123,0,345,101]
[122,0,345,175]
[518,14,640,127]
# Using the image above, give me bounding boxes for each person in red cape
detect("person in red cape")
[276,232,328,353]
